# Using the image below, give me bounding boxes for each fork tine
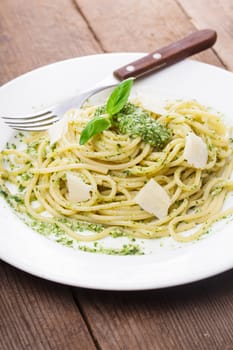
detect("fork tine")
[4,114,59,132]
[10,120,58,131]
[13,126,51,132]
[4,115,58,127]
[4,120,58,131]
[2,110,52,121]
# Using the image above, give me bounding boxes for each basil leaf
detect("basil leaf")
[79,79,133,145]
[106,78,134,115]
[79,116,112,145]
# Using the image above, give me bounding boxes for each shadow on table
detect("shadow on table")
[76,267,233,298]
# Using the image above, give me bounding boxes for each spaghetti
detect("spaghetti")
[1,99,233,243]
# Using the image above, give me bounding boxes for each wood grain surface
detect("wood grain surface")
[0,0,101,84]
[1,1,233,349]
[178,0,233,70]
[0,264,96,350]
[74,270,233,350]
[75,0,222,67]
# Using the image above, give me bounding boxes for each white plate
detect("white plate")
[1,53,233,290]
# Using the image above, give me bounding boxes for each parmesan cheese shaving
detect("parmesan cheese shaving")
[183,132,208,169]
[66,172,92,203]
[48,116,69,145]
[134,179,171,219]
[48,109,83,145]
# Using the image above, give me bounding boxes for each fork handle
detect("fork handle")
[113,29,217,80]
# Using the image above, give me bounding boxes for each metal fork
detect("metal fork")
[2,29,217,132]
[2,83,118,131]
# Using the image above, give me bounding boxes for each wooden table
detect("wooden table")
[1,1,233,349]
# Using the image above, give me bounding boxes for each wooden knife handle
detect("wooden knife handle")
[113,29,217,80]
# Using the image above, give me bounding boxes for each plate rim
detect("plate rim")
[1,52,233,291]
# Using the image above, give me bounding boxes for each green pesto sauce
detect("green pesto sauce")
[94,102,171,150]
[28,218,103,237]
[79,243,144,255]
[0,188,143,255]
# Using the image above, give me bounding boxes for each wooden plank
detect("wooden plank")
[0,1,102,349]
[177,0,233,71]
[74,270,233,350]
[75,0,222,67]
[1,1,232,350]
[70,4,232,348]
[0,262,97,350]
[0,0,101,84]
